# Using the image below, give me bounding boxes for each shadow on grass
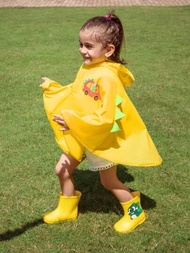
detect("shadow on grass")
[0,218,43,241]
[0,165,156,241]
[74,165,156,214]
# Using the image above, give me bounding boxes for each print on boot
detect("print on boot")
[128,202,142,220]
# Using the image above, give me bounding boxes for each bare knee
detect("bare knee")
[100,177,115,191]
[55,162,68,177]
[55,153,80,177]
[99,166,119,191]
[55,161,73,180]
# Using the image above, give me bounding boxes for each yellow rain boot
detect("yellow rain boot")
[43,191,81,224]
[114,191,145,233]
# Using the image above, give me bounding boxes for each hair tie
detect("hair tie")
[104,15,111,20]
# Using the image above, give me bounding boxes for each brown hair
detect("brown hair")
[80,11,126,65]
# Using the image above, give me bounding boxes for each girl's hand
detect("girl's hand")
[42,77,50,82]
[52,114,69,131]
[39,77,51,87]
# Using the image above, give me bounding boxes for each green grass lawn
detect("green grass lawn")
[0,6,190,253]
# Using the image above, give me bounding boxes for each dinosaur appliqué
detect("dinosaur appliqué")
[83,78,101,100]
[128,202,142,220]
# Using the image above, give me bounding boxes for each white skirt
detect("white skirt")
[84,150,117,171]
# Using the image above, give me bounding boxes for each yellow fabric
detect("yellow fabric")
[41,61,162,166]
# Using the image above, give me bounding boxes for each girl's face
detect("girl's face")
[79,30,108,65]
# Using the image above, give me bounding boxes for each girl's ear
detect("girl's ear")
[105,44,115,58]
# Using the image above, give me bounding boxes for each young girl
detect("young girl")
[40,11,162,233]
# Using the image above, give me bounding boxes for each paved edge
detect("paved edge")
[0,0,190,7]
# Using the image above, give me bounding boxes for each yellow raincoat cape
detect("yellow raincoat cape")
[41,61,162,167]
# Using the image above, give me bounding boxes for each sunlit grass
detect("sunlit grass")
[0,6,190,253]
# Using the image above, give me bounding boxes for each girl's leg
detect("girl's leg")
[43,153,82,224]
[55,153,82,196]
[99,165,133,202]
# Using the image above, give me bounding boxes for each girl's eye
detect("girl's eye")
[79,43,93,50]
[86,44,93,50]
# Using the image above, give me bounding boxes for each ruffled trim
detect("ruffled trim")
[89,162,117,171]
